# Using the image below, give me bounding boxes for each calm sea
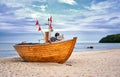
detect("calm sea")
[0,43,120,58]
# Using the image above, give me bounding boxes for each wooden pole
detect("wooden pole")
[45,31,49,43]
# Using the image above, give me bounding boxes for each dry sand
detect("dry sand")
[0,49,120,77]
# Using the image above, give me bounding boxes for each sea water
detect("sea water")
[74,43,120,52]
[0,43,18,58]
[0,43,120,58]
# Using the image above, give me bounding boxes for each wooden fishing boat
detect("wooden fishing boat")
[14,35,77,63]
[14,37,77,63]
[14,17,77,63]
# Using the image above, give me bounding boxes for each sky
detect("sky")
[0,0,120,43]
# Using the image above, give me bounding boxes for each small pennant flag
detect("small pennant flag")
[35,20,39,26]
[38,26,41,31]
[49,16,52,23]
[49,23,52,29]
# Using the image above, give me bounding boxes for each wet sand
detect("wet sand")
[0,49,120,77]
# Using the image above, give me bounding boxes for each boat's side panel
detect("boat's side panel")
[14,37,77,63]
[59,37,77,63]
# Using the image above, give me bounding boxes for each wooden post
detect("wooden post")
[45,32,49,43]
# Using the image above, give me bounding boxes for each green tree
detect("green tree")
[99,34,120,43]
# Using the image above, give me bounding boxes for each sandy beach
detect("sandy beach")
[0,49,120,77]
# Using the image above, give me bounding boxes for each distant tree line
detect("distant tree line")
[99,34,120,43]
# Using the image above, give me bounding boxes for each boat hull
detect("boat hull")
[14,37,77,63]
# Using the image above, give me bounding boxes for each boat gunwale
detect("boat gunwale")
[14,38,74,47]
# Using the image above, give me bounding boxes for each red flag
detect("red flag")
[49,16,52,23]
[49,23,52,29]
[35,20,39,26]
[38,26,41,31]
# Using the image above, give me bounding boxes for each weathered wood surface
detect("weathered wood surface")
[14,37,77,63]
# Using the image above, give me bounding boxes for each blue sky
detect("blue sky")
[0,0,120,43]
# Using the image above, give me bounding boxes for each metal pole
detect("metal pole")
[48,18,51,40]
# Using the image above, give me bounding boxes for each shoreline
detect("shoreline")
[1,48,120,59]
[0,49,120,77]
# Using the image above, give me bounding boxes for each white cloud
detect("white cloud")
[0,0,47,8]
[0,24,18,30]
[32,5,48,12]
[14,8,33,18]
[0,0,24,7]
[85,0,116,11]
[58,0,77,5]
[0,0,120,33]
[40,5,47,12]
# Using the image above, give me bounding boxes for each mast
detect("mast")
[35,17,53,43]
[44,18,50,43]
[48,18,51,39]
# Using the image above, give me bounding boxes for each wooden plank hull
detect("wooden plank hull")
[14,37,77,63]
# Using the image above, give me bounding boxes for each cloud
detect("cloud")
[40,5,47,11]
[85,0,120,12]
[0,0,120,43]
[58,0,77,5]
[0,0,47,8]
[79,13,120,30]
[0,0,120,33]
[32,5,48,12]
[0,0,24,8]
